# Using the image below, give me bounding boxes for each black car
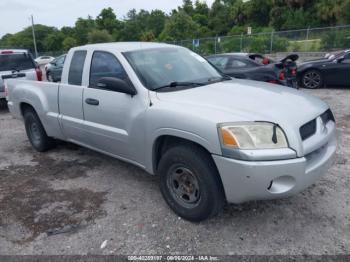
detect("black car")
[298,49,350,89]
[45,54,66,82]
[207,53,298,88]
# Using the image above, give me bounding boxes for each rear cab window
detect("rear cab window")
[0,53,35,72]
[68,50,87,85]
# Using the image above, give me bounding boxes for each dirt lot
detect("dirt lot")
[0,88,349,255]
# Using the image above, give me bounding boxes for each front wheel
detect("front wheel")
[302,70,323,89]
[158,144,225,222]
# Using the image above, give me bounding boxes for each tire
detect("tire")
[158,144,225,222]
[0,99,7,110]
[302,70,323,89]
[23,108,55,152]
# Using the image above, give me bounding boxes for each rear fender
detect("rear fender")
[12,81,65,140]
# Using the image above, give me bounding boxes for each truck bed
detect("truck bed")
[6,79,64,139]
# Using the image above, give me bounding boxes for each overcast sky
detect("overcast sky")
[0,0,215,37]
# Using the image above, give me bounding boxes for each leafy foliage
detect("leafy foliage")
[1,0,350,54]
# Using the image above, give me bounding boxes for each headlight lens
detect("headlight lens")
[219,122,288,150]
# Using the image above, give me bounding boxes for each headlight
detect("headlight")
[218,122,288,150]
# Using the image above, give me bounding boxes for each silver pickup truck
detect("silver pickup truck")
[6,43,337,221]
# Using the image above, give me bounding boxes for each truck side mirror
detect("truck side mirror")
[97,77,137,96]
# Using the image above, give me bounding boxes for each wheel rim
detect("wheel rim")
[167,166,201,208]
[29,122,41,145]
[303,71,321,89]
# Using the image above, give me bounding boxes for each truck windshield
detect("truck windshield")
[0,53,35,71]
[123,48,224,90]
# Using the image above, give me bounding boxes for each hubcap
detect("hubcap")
[29,122,41,145]
[167,166,201,208]
[303,71,321,89]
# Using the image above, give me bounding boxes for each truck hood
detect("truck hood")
[155,79,328,128]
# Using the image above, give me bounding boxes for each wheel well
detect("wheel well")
[20,103,35,116]
[153,135,212,172]
[152,135,227,201]
[301,68,322,78]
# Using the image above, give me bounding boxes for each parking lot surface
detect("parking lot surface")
[0,88,349,255]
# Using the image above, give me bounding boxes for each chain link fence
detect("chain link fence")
[0,46,65,58]
[171,25,350,56]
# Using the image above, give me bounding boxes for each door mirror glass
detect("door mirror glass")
[97,77,137,96]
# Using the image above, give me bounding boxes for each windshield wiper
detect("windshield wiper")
[207,75,232,83]
[153,81,205,91]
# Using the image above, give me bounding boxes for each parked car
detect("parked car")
[298,49,350,89]
[6,43,337,221]
[0,49,42,109]
[35,56,55,66]
[45,54,66,82]
[207,53,298,88]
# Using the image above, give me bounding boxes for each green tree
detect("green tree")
[63,37,77,50]
[88,29,113,43]
[96,8,121,34]
[160,11,199,41]
[74,16,96,45]
[43,32,64,51]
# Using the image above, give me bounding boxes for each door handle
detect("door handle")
[85,98,99,106]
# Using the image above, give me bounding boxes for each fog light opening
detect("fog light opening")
[267,176,296,194]
[267,181,273,190]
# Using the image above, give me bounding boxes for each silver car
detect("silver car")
[6,43,337,221]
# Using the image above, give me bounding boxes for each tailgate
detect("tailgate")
[0,70,37,92]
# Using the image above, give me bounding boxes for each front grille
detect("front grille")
[321,109,335,124]
[300,119,317,141]
[300,109,335,141]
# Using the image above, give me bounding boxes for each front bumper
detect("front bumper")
[213,134,337,204]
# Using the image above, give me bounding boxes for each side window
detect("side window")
[89,51,127,88]
[344,53,350,60]
[208,56,229,70]
[68,50,87,86]
[230,59,249,68]
[56,56,65,65]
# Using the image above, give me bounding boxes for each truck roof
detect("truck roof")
[73,42,177,53]
[0,49,29,54]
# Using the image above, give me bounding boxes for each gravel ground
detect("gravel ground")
[0,88,349,255]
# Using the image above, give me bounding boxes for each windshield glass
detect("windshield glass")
[123,47,223,90]
[0,53,35,71]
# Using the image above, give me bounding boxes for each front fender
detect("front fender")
[145,128,220,174]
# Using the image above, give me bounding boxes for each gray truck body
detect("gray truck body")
[6,43,337,204]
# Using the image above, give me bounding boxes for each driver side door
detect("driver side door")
[82,51,144,161]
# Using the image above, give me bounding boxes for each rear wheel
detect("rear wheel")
[23,108,55,152]
[302,70,323,89]
[158,144,225,222]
